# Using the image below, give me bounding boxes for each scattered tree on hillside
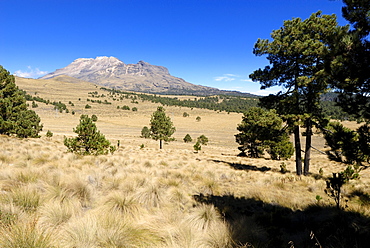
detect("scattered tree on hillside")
[0,66,43,138]
[250,12,345,175]
[235,107,293,159]
[196,116,201,122]
[193,141,201,153]
[149,106,176,149]
[64,115,116,155]
[141,126,151,138]
[46,130,53,138]
[183,134,192,143]
[197,135,209,146]
[91,114,98,122]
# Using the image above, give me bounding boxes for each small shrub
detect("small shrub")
[183,112,189,117]
[141,126,151,138]
[132,107,138,111]
[85,104,91,109]
[194,141,201,153]
[197,135,208,145]
[91,114,98,122]
[280,162,289,174]
[46,130,53,138]
[183,134,192,143]
[196,116,201,122]
[31,101,38,108]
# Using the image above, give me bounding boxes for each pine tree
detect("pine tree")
[64,115,115,155]
[0,66,43,138]
[250,12,344,175]
[183,134,192,143]
[235,107,293,159]
[149,106,176,149]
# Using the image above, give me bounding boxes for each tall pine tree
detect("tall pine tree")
[149,106,176,149]
[0,66,42,138]
[250,12,346,175]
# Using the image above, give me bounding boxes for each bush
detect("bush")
[196,116,201,122]
[183,112,189,117]
[85,104,91,109]
[46,130,53,138]
[64,115,116,155]
[91,114,98,122]
[141,126,151,138]
[183,134,192,143]
[194,141,201,153]
[197,135,208,145]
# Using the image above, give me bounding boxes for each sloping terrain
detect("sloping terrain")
[40,56,257,96]
[0,76,368,247]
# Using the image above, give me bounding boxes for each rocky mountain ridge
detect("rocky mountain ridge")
[41,56,256,96]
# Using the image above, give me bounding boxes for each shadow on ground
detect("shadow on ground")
[211,159,275,172]
[193,193,370,248]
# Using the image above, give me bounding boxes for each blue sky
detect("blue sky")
[1,0,348,95]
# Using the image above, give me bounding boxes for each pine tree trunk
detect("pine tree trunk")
[159,139,163,149]
[294,125,302,175]
[304,118,312,176]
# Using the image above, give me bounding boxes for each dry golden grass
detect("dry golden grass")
[0,77,368,247]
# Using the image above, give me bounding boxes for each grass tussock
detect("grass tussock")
[0,133,370,247]
[0,220,56,248]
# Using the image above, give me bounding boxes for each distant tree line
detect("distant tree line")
[100,87,351,118]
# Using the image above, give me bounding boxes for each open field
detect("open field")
[0,77,369,247]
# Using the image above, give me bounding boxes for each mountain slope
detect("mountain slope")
[40,56,256,96]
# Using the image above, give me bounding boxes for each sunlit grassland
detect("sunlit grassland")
[0,77,368,247]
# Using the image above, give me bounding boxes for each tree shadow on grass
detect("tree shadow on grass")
[193,193,370,248]
[211,159,274,172]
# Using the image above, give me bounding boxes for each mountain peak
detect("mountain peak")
[40,56,253,96]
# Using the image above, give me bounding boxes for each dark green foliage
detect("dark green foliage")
[196,116,201,122]
[193,141,201,153]
[46,130,53,138]
[100,87,259,113]
[121,105,130,110]
[325,165,361,209]
[64,115,115,155]
[132,107,138,111]
[141,126,151,138]
[91,114,98,122]
[329,0,370,121]
[197,135,208,145]
[0,66,43,138]
[235,107,293,159]
[267,139,294,160]
[250,12,344,174]
[97,86,350,118]
[324,122,369,165]
[85,104,91,109]
[149,106,176,149]
[31,101,38,108]
[183,134,192,143]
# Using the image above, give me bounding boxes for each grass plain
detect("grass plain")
[0,77,369,247]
